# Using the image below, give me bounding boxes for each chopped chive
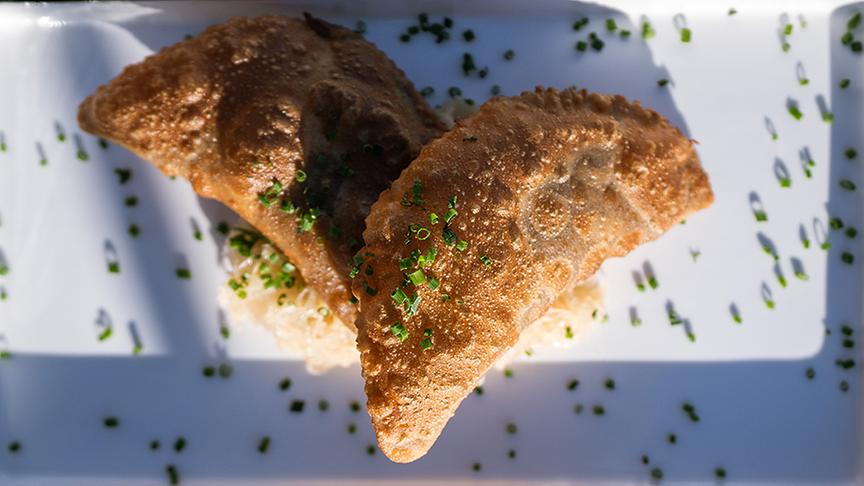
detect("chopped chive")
[98,327,113,341]
[165,465,179,485]
[667,433,677,444]
[114,168,132,184]
[604,378,616,390]
[841,78,851,89]
[784,23,793,35]
[565,325,574,338]
[149,440,160,450]
[575,40,587,52]
[474,386,485,395]
[846,148,857,159]
[754,210,768,222]
[289,400,305,413]
[278,378,292,392]
[574,403,584,414]
[350,400,361,413]
[479,254,492,267]
[567,379,580,391]
[846,227,858,238]
[619,29,631,39]
[257,436,271,454]
[849,11,862,30]
[124,196,138,207]
[592,405,605,416]
[589,33,605,51]
[657,78,669,87]
[641,20,655,39]
[448,86,462,97]
[462,30,475,42]
[642,454,650,465]
[103,417,119,428]
[420,333,433,350]
[175,268,191,279]
[841,380,851,392]
[680,27,692,42]
[606,18,617,32]
[420,86,434,97]
[391,288,408,305]
[503,49,515,60]
[806,367,816,379]
[842,252,855,264]
[202,366,215,377]
[390,322,409,342]
[318,400,329,412]
[504,368,514,378]
[107,262,120,274]
[572,17,589,31]
[788,105,803,120]
[218,363,233,378]
[173,437,186,453]
[840,179,856,191]
[128,224,140,238]
[347,423,357,434]
[505,422,518,434]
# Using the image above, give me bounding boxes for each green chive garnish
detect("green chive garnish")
[165,465,179,485]
[390,322,409,342]
[279,378,292,391]
[680,27,692,42]
[257,436,271,454]
[788,105,803,120]
[642,20,655,39]
[289,400,305,413]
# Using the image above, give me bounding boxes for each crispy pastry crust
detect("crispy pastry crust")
[353,87,713,462]
[78,15,445,327]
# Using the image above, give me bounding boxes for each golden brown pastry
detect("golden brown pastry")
[78,14,446,327]
[351,87,713,462]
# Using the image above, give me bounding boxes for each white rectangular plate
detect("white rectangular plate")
[0,1,862,484]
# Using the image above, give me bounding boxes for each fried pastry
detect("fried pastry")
[351,87,713,462]
[78,14,445,327]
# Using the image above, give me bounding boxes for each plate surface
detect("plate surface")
[0,1,862,484]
